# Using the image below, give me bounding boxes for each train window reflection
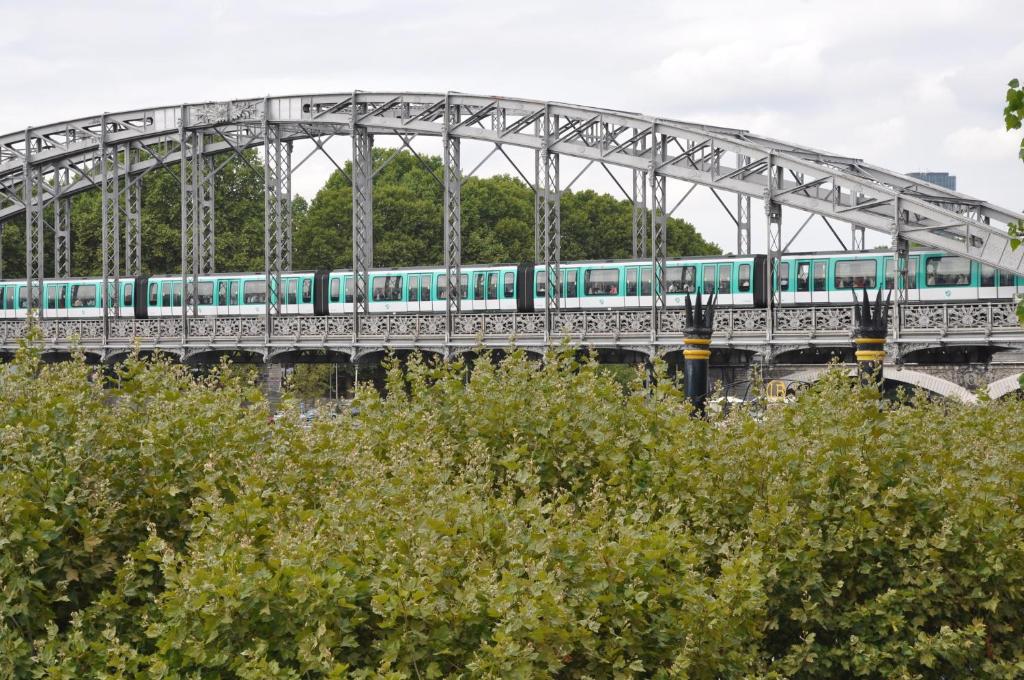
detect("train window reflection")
[925,256,970,286]
[834,260,877,289]
[584,268,618,295]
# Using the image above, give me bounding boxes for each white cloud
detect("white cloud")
[944,126,1021,162]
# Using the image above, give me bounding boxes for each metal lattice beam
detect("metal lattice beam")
[443,96,462,335]
[54,167,71,278]
[123,174,141,276]
[650,133,667,335]
[100,117,120,336]
[538,107,560,337]
[263,119,288,324]
[632,168,647,259]
[351,114,374,330]
[736,154,752,255]
[199,152,216,274]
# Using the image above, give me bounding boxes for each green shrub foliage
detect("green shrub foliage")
[2,342,1024,678]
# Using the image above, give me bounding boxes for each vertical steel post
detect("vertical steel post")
[180,118,199,341]
[123,172,142,276]
[736,156,751,255]
[538,106,561,339]
[765,157,782,343]
[442,95,462,339]
[632,169,648,259]
[533,148,542,264]
[263,104,287,342]
[650,129,667,341]
[199,149,216,274]
[53,167,71,279]
[282,141,292,272]
[891,196,908,343]
[100,116,120,340]
[351,93,374,337]
[23,129,45,318]
[0,223,5,279]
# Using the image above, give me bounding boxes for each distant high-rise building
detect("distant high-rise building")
[907,171,956,191]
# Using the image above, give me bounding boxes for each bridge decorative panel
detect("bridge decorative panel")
[1,303,1020,361]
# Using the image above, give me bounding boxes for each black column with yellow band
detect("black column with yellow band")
[683,293,717,415]
[853,289,891,387]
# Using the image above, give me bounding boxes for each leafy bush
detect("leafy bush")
[2,340,1024,678]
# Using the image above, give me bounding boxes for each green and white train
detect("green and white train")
[0,250,1020,319]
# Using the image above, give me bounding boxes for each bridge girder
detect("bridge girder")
[0,92,1022,282]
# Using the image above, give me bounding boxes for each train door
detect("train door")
[716,263,733,306]
[980,265,998,300]
[472,272,486,312]
[561,268,578,310]
[811,260,828,305]
[793,260,812,304]
[625,265,642,308]
[45,282,68,319]
[407,274,423,313]
[997,269,1019,299]
[484,271,499,311]
[501,270,516,311]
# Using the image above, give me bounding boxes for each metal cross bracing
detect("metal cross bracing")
[649,131,668,336]
[263,120,290,322]
[351,117,374,334]
[537,106,561,337]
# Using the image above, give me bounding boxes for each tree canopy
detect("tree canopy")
[2,343,1024,676]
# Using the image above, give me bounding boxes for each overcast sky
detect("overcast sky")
[1,0,1021,254]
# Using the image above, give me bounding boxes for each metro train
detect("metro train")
[0,249,1020,320]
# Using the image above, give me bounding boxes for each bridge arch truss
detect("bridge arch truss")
[1,91,1023,351]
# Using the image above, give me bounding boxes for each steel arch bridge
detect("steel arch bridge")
[0,91,1023,369]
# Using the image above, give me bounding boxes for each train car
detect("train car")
[0,277,139,319]
[527,255,767,311]
[774,250,1024,305]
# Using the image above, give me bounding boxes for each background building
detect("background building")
[908,171,957,191]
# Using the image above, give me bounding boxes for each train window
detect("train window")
[437,274,468,299]
[301,279,312,303]
[563,270,576,298]
[738,264,751,292]
[504,272,515,298]
[244,280,266,304]
[0,286,5,309]
[925,256,970,286]
[884,258,919,289]
[170,283,182,307]
[487,272,499,299]
[778,262,790,290]
[474,273,486,300]
[834,260,877,289]
[18,287,28,309]
[408,275,420,302]
[230,281,239,305]
[148,283,159,306]
[666,266,696,293]
[192,282,214,306]
[73,284,98,308]
[626,269,638,296]
[813,262,827,291]
[419,277,431,301]
[796,263,810,292]
[980,265,997,287]
[216,282,228,306]
[718,266,731,293]
[535,271,549,297]
[998,269,1017,286]
[345,278,354,303]
[372,275,402,302]
[584,268,618,295]
[330,277,341,303]
[123,284,133,307]
[702,266,715,294]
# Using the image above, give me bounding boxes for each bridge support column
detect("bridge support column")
[123,173,142,276]
[650,132,667,341]
[443,96,462,340]
[683,293,716,416]
[53,167,71,279]
[263,115,290,342]
[100,117,121,342]
[891,198,909,345]
[351,107,374,338]
[632,167,647,259]
[22,131,46,318]
[736,154,751,256]
[765,157,783,344]
[537,107,560,340]
[851,224,865,251]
